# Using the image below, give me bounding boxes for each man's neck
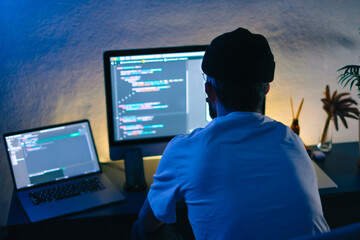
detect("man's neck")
[216,101,234,117]
[216,101,261,117]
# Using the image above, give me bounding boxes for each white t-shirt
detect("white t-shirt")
[147,112,329,240]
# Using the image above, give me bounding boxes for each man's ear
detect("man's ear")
[205,82,216,103]
[265,83,270,95]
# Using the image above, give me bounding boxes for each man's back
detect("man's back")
[148,112,329,239]
[139,27,329,240]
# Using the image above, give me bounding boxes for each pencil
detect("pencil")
[296,98,304,119]
[290,98,295,119]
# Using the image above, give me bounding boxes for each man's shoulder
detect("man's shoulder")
[216,112,287,133]
[166,127,207,149]
[170,122,215,143]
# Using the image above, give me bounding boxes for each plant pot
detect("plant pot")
[291,119,300,135]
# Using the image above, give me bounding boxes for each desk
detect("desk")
[1,142,360,239]
[1,159,160,239]
[311,142,360,194]
[310,142,360,228]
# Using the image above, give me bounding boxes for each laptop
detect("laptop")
[4,120,125,222]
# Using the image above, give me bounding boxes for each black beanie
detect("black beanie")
[201,28,275,83]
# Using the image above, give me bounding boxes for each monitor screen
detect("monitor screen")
[104,46,210,160]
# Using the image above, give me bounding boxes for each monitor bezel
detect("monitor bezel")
[103,45,208,160]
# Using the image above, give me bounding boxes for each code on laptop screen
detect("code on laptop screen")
[5,121,100,190]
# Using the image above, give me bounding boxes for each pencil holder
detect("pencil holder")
[290,119,300,135]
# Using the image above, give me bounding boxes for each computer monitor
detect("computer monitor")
[103,45,210,161]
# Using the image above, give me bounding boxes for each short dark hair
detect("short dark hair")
[202,28,275,112]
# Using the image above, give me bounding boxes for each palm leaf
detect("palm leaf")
[338,65,360,73]
[323,106,330,115]
[331,90,338,102]
[333,92,350,102]
[338,98,358,106]
[322,84,359,131]
[333,113,339,131]
[342,107,360,115]
[342,113,359,120]
[350,78,358,91]
[338,115,348,129]
[338,73,358,89]
[337,65,360,92]
[325,85,330,100]
[321,98,330,105]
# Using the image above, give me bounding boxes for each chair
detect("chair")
[292,222,360,240]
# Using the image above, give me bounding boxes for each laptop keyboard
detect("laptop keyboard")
[29,178,106,205]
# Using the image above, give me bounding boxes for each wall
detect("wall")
[1,0,359,225]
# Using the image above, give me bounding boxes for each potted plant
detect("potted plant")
[338,65,360,96]
[319,85,359,153]
[337,28,360,166]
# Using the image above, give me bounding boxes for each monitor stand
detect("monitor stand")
[124,148,147,192]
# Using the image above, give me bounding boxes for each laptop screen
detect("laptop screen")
[4,121,100,190]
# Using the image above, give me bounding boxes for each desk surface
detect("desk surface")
[2,142,360,227]
[4,159,160,226]
[311,142,360,195]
